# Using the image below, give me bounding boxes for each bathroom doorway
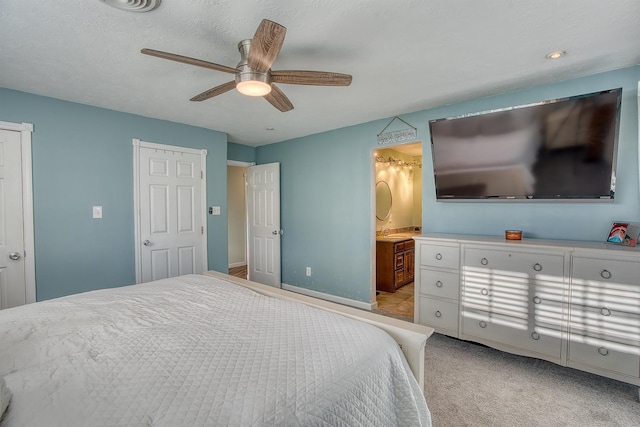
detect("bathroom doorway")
[372,142,423,321]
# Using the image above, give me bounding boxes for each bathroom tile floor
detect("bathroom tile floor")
[375,283,414,321]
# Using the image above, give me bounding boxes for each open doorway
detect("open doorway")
[227,161,250,279]
[372,142,423,321]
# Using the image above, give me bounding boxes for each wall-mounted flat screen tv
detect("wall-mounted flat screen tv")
[429,88,622,201]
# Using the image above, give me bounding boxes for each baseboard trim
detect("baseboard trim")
[281,283,373,311]
[228,262,247,269]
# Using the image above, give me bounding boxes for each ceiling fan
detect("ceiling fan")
[141,19,352,112]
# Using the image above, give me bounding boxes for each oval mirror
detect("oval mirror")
[376,180,392,220]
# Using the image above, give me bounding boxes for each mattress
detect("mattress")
[0,274,431,426]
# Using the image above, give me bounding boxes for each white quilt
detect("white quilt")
[0,274,431,426]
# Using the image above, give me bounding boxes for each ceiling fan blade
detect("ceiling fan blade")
[247,19,287,73]
[264,84,294,112]
[190,81,237,101]
[271,70,352,86]
[141,48,237,74]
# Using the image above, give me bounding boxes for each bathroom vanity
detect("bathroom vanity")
[376,234,415,293]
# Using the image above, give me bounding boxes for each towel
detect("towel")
[0,377,11,420]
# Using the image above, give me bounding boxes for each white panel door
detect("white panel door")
[137,143,206,283]
[247,163,281,288]
[0,129,26,309]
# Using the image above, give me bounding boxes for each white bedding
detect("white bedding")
[0,378,10,421]
[0,274,431,426]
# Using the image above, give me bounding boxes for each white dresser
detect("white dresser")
[414,233,640,388]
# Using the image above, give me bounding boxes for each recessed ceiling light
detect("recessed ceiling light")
[546,50,566,60]
[99,0,161,12]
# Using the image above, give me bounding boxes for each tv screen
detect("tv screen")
[429,88,622,201]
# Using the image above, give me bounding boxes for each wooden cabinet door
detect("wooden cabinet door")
[404,248,415,283]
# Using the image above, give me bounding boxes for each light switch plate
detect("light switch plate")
[210,206,221,215]
[93,206,103,219]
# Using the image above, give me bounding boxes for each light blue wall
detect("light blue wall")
[257,66,640,304]
[0,89,229,301]
[257,126,375,303]
[228,141,256,163]
[3,66,637,304]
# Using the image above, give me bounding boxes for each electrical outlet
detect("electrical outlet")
[305,267,311,276]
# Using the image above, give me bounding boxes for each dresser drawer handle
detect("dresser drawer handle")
[600,307,611,317]
[480,288,489,296]
[435,253,443,260]
[435,310,442,318]
[479,321,487,328]
[600,269,612,279]
[598,347,609,356]
[531,332,540,340]
[435,280,443,288]
[533,296,542,304]
[533,263,542,272]
[480,258,488,266]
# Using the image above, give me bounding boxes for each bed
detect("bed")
[0,272,433,426]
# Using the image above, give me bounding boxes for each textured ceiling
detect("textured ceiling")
[1,0,639,146]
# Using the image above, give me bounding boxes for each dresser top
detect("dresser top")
[414,233,640,257]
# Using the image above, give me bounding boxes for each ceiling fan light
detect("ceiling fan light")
[236,80,272,97]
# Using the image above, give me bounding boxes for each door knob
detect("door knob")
[143,240,152,246]
[9,252,21,260]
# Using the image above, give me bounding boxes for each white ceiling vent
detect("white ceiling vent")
[99,0,161,12]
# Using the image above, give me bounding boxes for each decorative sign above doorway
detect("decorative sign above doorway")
[376,116,417,145]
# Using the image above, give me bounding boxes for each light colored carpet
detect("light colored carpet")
[424,333,640,427]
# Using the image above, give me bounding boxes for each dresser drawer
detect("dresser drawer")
[462,276,565,324]
[418,297,459,335]
[461,308,563,359]
[464,247,564,277]
[571,256,640,285]
[419,243,459,270]
[419,268,459,300]
[568,303,640,343]
[568,334,640,378]
[570,282,640,314]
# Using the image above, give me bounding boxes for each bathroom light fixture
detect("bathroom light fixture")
[546,50,566,60]
[375,155,422,169]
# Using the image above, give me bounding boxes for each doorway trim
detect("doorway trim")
[369,148,378,308]
[371,141,424,311]
[0,121,36,303]
[132,139,208,283]
[227,160,254,167]
[227,160,254,272]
